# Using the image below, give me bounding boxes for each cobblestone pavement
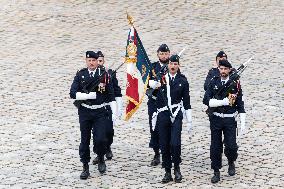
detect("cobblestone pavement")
[0,0,283,188]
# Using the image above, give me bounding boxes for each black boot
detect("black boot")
[80,163,90,180]
[162,168,173,183]
[98,156,106,174]
[150,153,160,166]
[211,170,220,183]
[105,147,113,160]
[174,165,182,183]
[228,161,236,176]
[92,156,99,165]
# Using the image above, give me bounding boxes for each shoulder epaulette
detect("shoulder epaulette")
[206,76,218,89]
[207,76,219,85]
[151,61,159,67]
[211,75,219,81]
[77,68,87,73]
[210,67,219,72]
[179,73,186,78]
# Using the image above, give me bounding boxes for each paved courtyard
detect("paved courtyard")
[0,0,283,188]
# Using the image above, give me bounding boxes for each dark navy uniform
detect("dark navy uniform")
[110,69,122,98]
[204,68,219,91]
[70,67,115,165]
[203,76,245,173]
[147,61,163,152]
[92,69,122,161]
[204,68,237,91]
[147,43,171,166]
[106,69,122,150]
[91,50,122,164]
[155,73,191,171]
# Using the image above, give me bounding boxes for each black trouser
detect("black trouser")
[106,121,114,149]
[148,104,159,151]
[157,111,182,169]
[78,106,112,163]
[210,115,238,170]
[93,119,113,153]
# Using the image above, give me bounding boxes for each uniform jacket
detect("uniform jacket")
[147,61,164,110]
[203,76,245,114]
[70,67,115,106]
[204,68,219,91]
[108,69,122,98]
[204,67,237,91]
[156,72,191,111]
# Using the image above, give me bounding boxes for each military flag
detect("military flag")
[124,15,151,121]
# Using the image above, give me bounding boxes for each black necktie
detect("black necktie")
[169,77,173,85]
[90,72,93,77]
[221,81,225,85]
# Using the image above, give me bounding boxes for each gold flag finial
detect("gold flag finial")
[126,11,134,26]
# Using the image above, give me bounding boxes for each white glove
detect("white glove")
[75,92,96,100]
[184,109,193,137]
[110,101,117,126]
[209,97,229,107]
[186,122,193,138]
[239,113,246,134]
[148,80,161,89]
[115,97,123,118]
[184,109,192,123]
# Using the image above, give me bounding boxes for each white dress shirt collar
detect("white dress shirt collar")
[221,77,229,84]
[88,68,97,77]
[169,73,177,79]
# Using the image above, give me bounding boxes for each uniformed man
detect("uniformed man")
[203,59,246,183]
[92,50,122,165]
[70,51,117,179]
[149,54,192,183]
[147,44,171,166]
[204,51,228,91]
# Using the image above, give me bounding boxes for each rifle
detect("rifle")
[145,64,168,98]
[73,62,125,108]
[207,56,253,115]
